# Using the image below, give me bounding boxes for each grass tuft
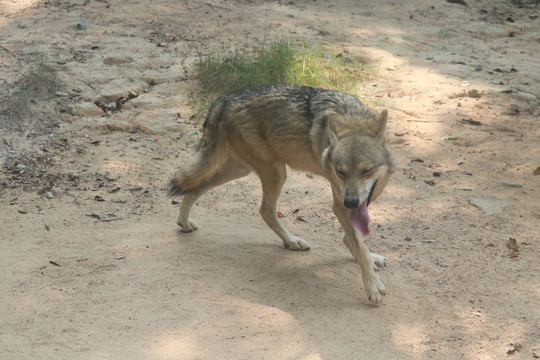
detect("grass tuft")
[3,63,61,123]
[191,39,372,121]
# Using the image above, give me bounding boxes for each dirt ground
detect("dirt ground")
[1,0,539,359]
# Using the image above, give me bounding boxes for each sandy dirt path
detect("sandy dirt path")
[1,0,539,359]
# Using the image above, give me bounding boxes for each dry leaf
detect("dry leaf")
[99,213,121,222]
[460,119,483,126]
[277,211,284,218]
[507,342,522,355]
[447,0,468,5]
[86,213,122,222]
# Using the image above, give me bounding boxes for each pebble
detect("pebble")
[75,21,88,30]
[467,89,482,98]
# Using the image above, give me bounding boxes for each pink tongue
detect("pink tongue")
[350,200,370,235]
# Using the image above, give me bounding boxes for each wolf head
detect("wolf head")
[322,109,395,234]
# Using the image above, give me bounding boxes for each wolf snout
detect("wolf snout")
[344,197,360,209]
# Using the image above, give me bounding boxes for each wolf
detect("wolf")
[169,84,396,303]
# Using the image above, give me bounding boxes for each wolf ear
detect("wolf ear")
[370,109,388,143]
[321,145,334,171]
[328,113,350,139]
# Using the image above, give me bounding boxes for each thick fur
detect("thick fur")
[169,84,396,303]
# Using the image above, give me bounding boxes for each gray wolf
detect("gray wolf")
[169,84,396,303]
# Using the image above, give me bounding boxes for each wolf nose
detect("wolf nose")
[344,198,359,209]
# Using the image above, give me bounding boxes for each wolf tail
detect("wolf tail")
[169,99,229,196]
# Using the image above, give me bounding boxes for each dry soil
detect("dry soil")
[0,0,539,359]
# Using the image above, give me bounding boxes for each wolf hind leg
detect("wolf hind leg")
[177,159,251,232]
[257,162,310,251]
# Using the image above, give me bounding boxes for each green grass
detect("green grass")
[192,39,372,121]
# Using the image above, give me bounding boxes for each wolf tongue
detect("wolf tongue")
[349,200,370,235]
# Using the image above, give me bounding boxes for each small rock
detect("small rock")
[18,208,28,214]
[511,91,539,104]
[394,130,408,137]
[45,191,54,199]
[105,102,117,111]
[103,56,133,66]
[75,21,88,30]
[467,89,482,98]
[507,237,519,251]
[69,102,104,117]
[533,166,540,175]
[468,197,506,215]
[466,22,508,37]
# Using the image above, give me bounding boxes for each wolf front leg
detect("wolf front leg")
[332,198,386,304]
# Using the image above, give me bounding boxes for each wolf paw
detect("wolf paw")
[177,218,198,232]
[283,236,310,251]
[364,273,386,304]
[370,253,387,269]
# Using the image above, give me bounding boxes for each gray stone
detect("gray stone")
[466,22,508,37]
[94,78,146,105]
[511,91,539,105]
[70,102,104,117]
[142,65,186,86]
[75,21,87,30]
[103,56,133,66]
[468,197,506,215]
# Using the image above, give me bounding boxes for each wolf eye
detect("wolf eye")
[336,169,346,177]
[363,168,374,175]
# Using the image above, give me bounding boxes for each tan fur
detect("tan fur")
[170,85,396,303]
